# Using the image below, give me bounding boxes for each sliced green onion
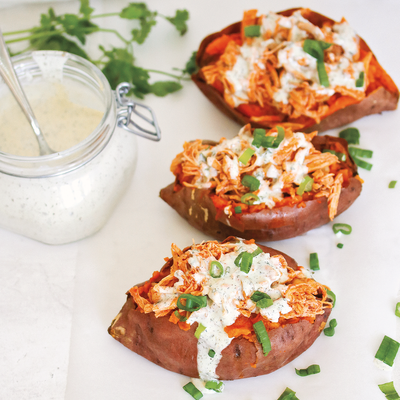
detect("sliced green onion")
[351,156,373,170]
[208,349,215,358]
[183,382,203,400]
[195,323,206,339]
[277,387,299,400]
[378,381,400,400]
[257,297,274,308]
[238,148,255,165]
[309,252,320,271]
[174,310,188,322]
[251,291,273,308]
[205,380,224,393]
[297,175,314,195]
[209,261,224,278]
[389,181,397,189]
[252,127,284,149]
[272,126,285,148]
[337,243,344,249]
[244,24,261,37]
[177,294,208,312]
[252,247,263,257]
[317,59,330,87]
[356,71,365,88]
[339,127,360,145]
[395,303,400,318]
[329,318,337,328]
[348,147,373,158]
[235,251,254,273]
[322,149,347,162]
[234,206,242,214]
[253,320,271,356]
[242,174,260,191]
[303,39,332,60]
[375,335,400,367]
[295,364,321,376]
[324,319,337,337]
[326,290,336,307]
[252,128,267,147]
[332,223,352,235]
[240,193,259,205]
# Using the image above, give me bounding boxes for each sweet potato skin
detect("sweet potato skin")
[192,8,399,133]
[108,243,331,380]
[160,136,362,242]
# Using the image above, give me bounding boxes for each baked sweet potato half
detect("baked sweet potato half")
[160,125,362,241]
[192,8,399,132]
[109,237,333,386]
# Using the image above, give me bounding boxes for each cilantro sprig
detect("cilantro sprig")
[3,1,191,98]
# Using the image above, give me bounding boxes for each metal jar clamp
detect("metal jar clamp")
[116,82,161,141]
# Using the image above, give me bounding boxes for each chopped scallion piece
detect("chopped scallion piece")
[177,294,208,312]
[209,260,224,278]
[253,320,271,356]
[352,156,373,170]
[174,310,188,322]
[251,291,273,308]
[272,126,285,148]
[375,335,400,367]
[324,319,337,337]
[326,290,336,307]
[195,323,206,339]
[242,175,260,191]
[322,148,347,162]
[240,193,259,205]
[339,127,360,145]
[277,387,299,400]
[183,382,203,400]
[295,364,321,376]
[332,223,352,235]
[208,349,215,358]
[252,247,263,257]
[205,380,224,392]
[317,59,330,87]
[337,243,344,249]
[234,251,254,273]
[252,128,266,147]
[234,206,242,214]
[389,181,397,189]
[348,147,373,158]
[297,175,314,195]
[238,148,255,165]
[309,252,320,271]
[303,39,331,87]
[378,381,400,400]
[395,303,400,318]
[244,24,261,37]
[356,71,365,88]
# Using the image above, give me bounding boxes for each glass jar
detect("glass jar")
[0,51,160,245]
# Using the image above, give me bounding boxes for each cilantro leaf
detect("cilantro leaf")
[131,18,156,44]
[165,9,189,36]
[183,51,198,75]
[120,3,153,19]
[31,34,89,59]
[102,59,135,90]
[59,14,99,44]
[79,0,94,18]
[151,81,183,96]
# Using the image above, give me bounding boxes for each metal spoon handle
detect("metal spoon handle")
[0,29,53,155]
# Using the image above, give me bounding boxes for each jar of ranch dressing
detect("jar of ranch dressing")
[0,51,160,245]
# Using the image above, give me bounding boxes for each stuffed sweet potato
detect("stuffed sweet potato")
[192,8,399,132]
[160,124,362,241]
[109,237,333,386]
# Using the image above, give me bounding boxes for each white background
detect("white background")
[0,1,400,399]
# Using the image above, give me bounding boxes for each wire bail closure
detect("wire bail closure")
[116,82,161,141]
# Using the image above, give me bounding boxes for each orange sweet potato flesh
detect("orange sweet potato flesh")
[108,240,331,380]
[192,8,399,133]
[159,136,362,242]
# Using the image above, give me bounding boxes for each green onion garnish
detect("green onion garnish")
[252,246,263,257]
[183,382,203,400]
[303,39,332,87]
[348,147,373,158]
[326,290,336,307]
[234,206,242,214]
[208,349,215,358]
[322,148,347,162]
[251,291,273,308]
[355,71,365,88]
[204,380,224,393]
[234,251,254,273]
[209,260,224,278]
[272,126,285,148]
[324,318,337,337]
[195,323,206,339]
[375,335,400,367]
[351,156,373,170]
[244,24,261,37]
[242,175,260,191]
[177,294,208,312]
[378,381,400,400]
[174,310,188,322]
[238,148,255,165]
[332,223,352,235]
[252,127,284,149]
[252,128,267,147]
[389,181,397,189]
[277,387,299,400]
[309,252,320,271]
[317,59,330,87]
[297,175,314,195]
[253,320,271,356]
[337,243,344,249]
[395,303,400,318]
[339,127,360,145]
[295,364,321,376]
[240,193,259,205]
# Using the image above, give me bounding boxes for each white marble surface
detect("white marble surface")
[1,1,400,400]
